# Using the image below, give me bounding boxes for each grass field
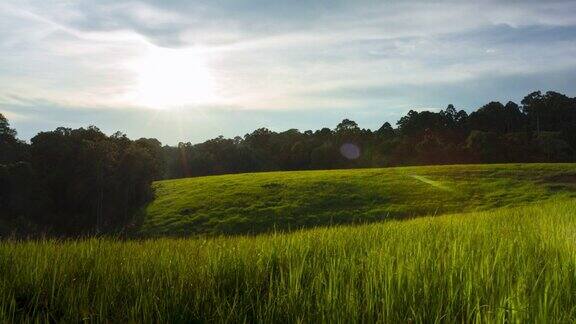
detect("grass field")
[2,199,576,322]
[142,163,576,236]
[2,163,576,322]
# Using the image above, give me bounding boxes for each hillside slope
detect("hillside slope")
[141,163,576,236]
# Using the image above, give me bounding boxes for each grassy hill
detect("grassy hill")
[3,199,576,322]
[2,163,576,322]
[141,163,576,236]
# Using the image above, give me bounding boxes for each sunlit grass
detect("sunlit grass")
[2,199,576,322]
[142,163,576,236]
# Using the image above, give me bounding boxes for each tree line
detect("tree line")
[163,90,576,178]
[1,90,575,236]
[1,123,164,236]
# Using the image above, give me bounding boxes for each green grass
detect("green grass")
[142,163,576,236]
[3,163,576,322]
[2,199,576,322]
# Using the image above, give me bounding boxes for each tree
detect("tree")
[0,113,17,138]
[468,101,525,133]
[440,104,468,128]
[521,91,544,134]
[415,130,450,164]
[375,122,395,138]
[25,126,163,235]
[310,143,339,169]
[0,113,27,164]
[397,110,447,139]
[335,119,360,133]
[535,132,573,162]
[465,131,503,163]
[315,127,333,138]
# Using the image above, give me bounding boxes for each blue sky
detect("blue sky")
[1,0,576,145]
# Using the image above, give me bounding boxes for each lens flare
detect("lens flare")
[340,143,360,160]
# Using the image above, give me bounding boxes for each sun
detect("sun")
[130,46,217,109]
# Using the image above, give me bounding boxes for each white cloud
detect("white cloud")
[1,0,576,142]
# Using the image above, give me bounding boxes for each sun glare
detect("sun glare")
[130,46,217,109]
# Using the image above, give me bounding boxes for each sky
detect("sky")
[1,0,576,145]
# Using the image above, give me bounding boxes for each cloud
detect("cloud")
[1,0,576,143]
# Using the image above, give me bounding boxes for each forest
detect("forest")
[1,90,575,236]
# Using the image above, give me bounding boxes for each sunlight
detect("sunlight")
[130,46,217,109]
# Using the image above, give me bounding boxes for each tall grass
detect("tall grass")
[2,199,576,322]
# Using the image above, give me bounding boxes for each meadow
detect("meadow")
[142,163,576,236]
[2,163,576,322]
